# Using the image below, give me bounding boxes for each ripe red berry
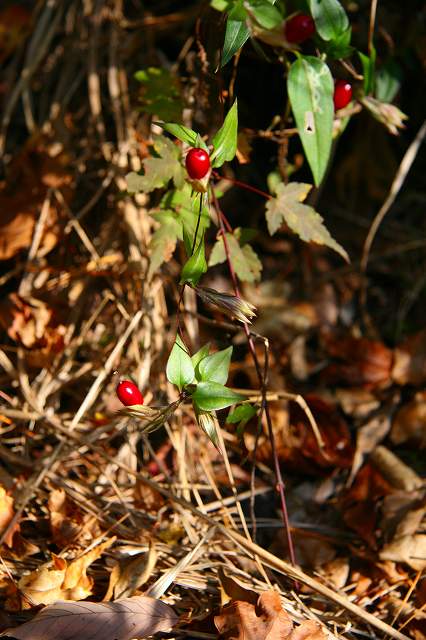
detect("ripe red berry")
[333,80,353,111]
[285,14,315,44]
[185,148,210,180]
[116,380,144,406]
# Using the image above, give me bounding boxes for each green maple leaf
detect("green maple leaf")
[265,182,349,261]
[209,228,262,282]
[126,135,185,194]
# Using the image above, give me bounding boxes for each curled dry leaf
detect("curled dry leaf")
[214,590,327,640]
[392,329,426,386]
[2,595,178,640]
[390,391,426,447]
[0,136,73,261]
[18,538,115,607]
[322,334,393,389]
[0,485,19,548]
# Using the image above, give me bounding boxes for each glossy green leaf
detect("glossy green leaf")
[180,234,207,286]
[375,60,401,102]
[320,26,353,59]
[288,56,334,186]
[265,182,348,261]
[227,403,257,425]
[166,335,194,390]
[308,0,348,41]
[359,47,376,95]
[222,18,250,66]
[198,346,233,385]
[248,1,282,29]
[191,381,245,411]
[158,122,199,146]
[211,100,238,167]
[191,343,211,374]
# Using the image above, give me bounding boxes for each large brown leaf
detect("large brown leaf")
[2,595,178,640]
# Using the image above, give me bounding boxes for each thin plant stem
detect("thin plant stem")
[211,186,298,573]
[212,171,271,200]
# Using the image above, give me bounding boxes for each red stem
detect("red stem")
[211,187,298,572]
[212,171,272,200]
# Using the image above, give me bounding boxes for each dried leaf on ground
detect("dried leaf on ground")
[348,413,391,485]
[392,329,426,386]
[214,590,293,639]
[214,590,327,640]
[110,542,157,600]
[322,334,393,389]
[0,485,19,548]
[370,446,423,491]
[48,489,82,547]
[18,539,115,606]
[391,391,426,447]
[3,595,178,640]
[380,503,426,570]
[218,567,258,606]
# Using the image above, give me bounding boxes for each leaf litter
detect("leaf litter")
[0,3,424,640]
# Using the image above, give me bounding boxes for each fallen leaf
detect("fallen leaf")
[19,539,115,606]
[0,485,19,548]
[322,334,393,389]
[348,413,391,485]
[112,541,157,599]
[48,489,82,547]
[214,590,293,639]
[218,567,258,606]
[392,329,426,386]
[288,620,327,640]
[3,595,178,640]
[370,446,423,491]
[390,391,426,447]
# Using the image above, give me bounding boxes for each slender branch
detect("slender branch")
[211,186,298,572]
[212,171,272,200]
[368,0,378,56]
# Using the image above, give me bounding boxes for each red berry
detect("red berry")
[116,380,144,406]
[333,80,353,111]
[185,148,210,180]
[285,14,315,44]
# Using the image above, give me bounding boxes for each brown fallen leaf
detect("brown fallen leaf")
[214,590,293,639]
[390,391,426,447]
[214,590,327,640]
[218,567,258,606]
[19,538,115,607]
[392,329,426,386]
[0,485,19,548]
[2,595,177,640]
[322,334,393,389]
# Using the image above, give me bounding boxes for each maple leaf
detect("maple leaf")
[265,182,348,261]
[209,228,262,283]
[126,135,185,193]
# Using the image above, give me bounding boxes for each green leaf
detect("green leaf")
[198,346,233,385]
[180,233,207,286]
[158,122,199,146]
[166,334,194,390]
[287,56,334,186]
[375,60,401,103]
[148,211,181,278]
[191,381,245,411]
[126,135,185,193]
[247,1,283,29]
[209,229,262,282]
[358,48,376,95]
[222,18,250,66]
[227,403,257,425]
[308,0,349,41]
[211,100,238,168]
[320,27,353,59]
[191,343,211,373]
[265,182,349,261]
[134,67,183,122]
